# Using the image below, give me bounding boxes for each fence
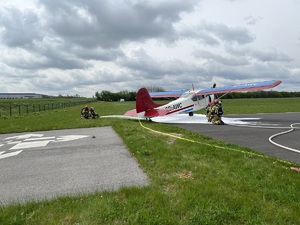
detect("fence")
[0,100,96,117]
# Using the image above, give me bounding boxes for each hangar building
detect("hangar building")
[0,93,48,99]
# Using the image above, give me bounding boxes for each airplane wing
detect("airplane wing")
[124,108,170,117]
[196,80,282,96]
[150,90,186,98]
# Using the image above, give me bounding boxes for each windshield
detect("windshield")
[180,92,194,98]
[191,95,205,101]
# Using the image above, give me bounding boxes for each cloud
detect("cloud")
[177,21,255,46]
[0,0,299,96]
[0,5,42,47]
[201,22,255,45]
[37,0,198,48]
[191,44,292,85]
[118,47,188,78]
[244,15,262,25]
[226,47,292,63]
[193,50,249,66]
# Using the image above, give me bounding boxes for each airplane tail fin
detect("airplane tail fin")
[136,88,163,113]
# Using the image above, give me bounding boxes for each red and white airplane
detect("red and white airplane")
[124,80,282,118]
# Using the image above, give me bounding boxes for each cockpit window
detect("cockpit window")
[192,95,205,101]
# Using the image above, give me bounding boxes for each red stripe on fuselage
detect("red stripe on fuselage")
[166,104,194,115]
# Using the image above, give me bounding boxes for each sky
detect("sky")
[0,0,299,97]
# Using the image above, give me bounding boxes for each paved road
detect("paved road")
[0,127,149,205]
[174,112,300,164]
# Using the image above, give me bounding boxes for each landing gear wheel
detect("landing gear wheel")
[189,112,194,116]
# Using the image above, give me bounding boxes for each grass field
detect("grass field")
[0,98,300,224]
[0,98,96,118]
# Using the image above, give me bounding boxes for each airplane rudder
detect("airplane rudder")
[136,88,154,113]
[136,88,148,113]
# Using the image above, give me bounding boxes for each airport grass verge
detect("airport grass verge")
[0,98,299,224]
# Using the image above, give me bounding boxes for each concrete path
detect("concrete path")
[0,127,149,205]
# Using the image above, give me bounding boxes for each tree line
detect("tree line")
[95,90,137,101]
[221,91,300,99]
[95,89,300,101]
[95,85,163,101]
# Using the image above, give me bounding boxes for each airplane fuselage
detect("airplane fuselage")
[157,90,214,115]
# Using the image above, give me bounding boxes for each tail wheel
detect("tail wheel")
[189,112,194,116]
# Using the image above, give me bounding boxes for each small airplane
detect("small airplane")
[124,80,282,119]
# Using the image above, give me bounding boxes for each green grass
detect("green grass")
[0,97,96,118]
[221,98,300,114]
[0,98,300,224]
[197,97,300,114]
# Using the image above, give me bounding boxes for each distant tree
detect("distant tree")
[280,92,292,98]
[291,92,300,97]
[95,90,137,101]
[96,90,112,101]
[222,90,300,99]
[259,91,269,98]
[96,89,300,101]
[268,91,282,98]
[128,91,137,100]
[95,91,100,100]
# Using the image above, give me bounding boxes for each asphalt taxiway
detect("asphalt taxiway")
[0,127,149,205]
[171,112,300,164]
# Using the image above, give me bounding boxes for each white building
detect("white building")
[0,93,48,99]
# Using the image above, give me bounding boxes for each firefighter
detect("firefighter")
[210,99,224,125]
[206,102,212,122]
[81,105,90,119]
[90,107,99,119]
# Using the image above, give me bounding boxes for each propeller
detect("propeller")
[209,83,217,103]
[213,83,219,101]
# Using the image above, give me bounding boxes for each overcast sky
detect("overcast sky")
[0,0,299,97]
